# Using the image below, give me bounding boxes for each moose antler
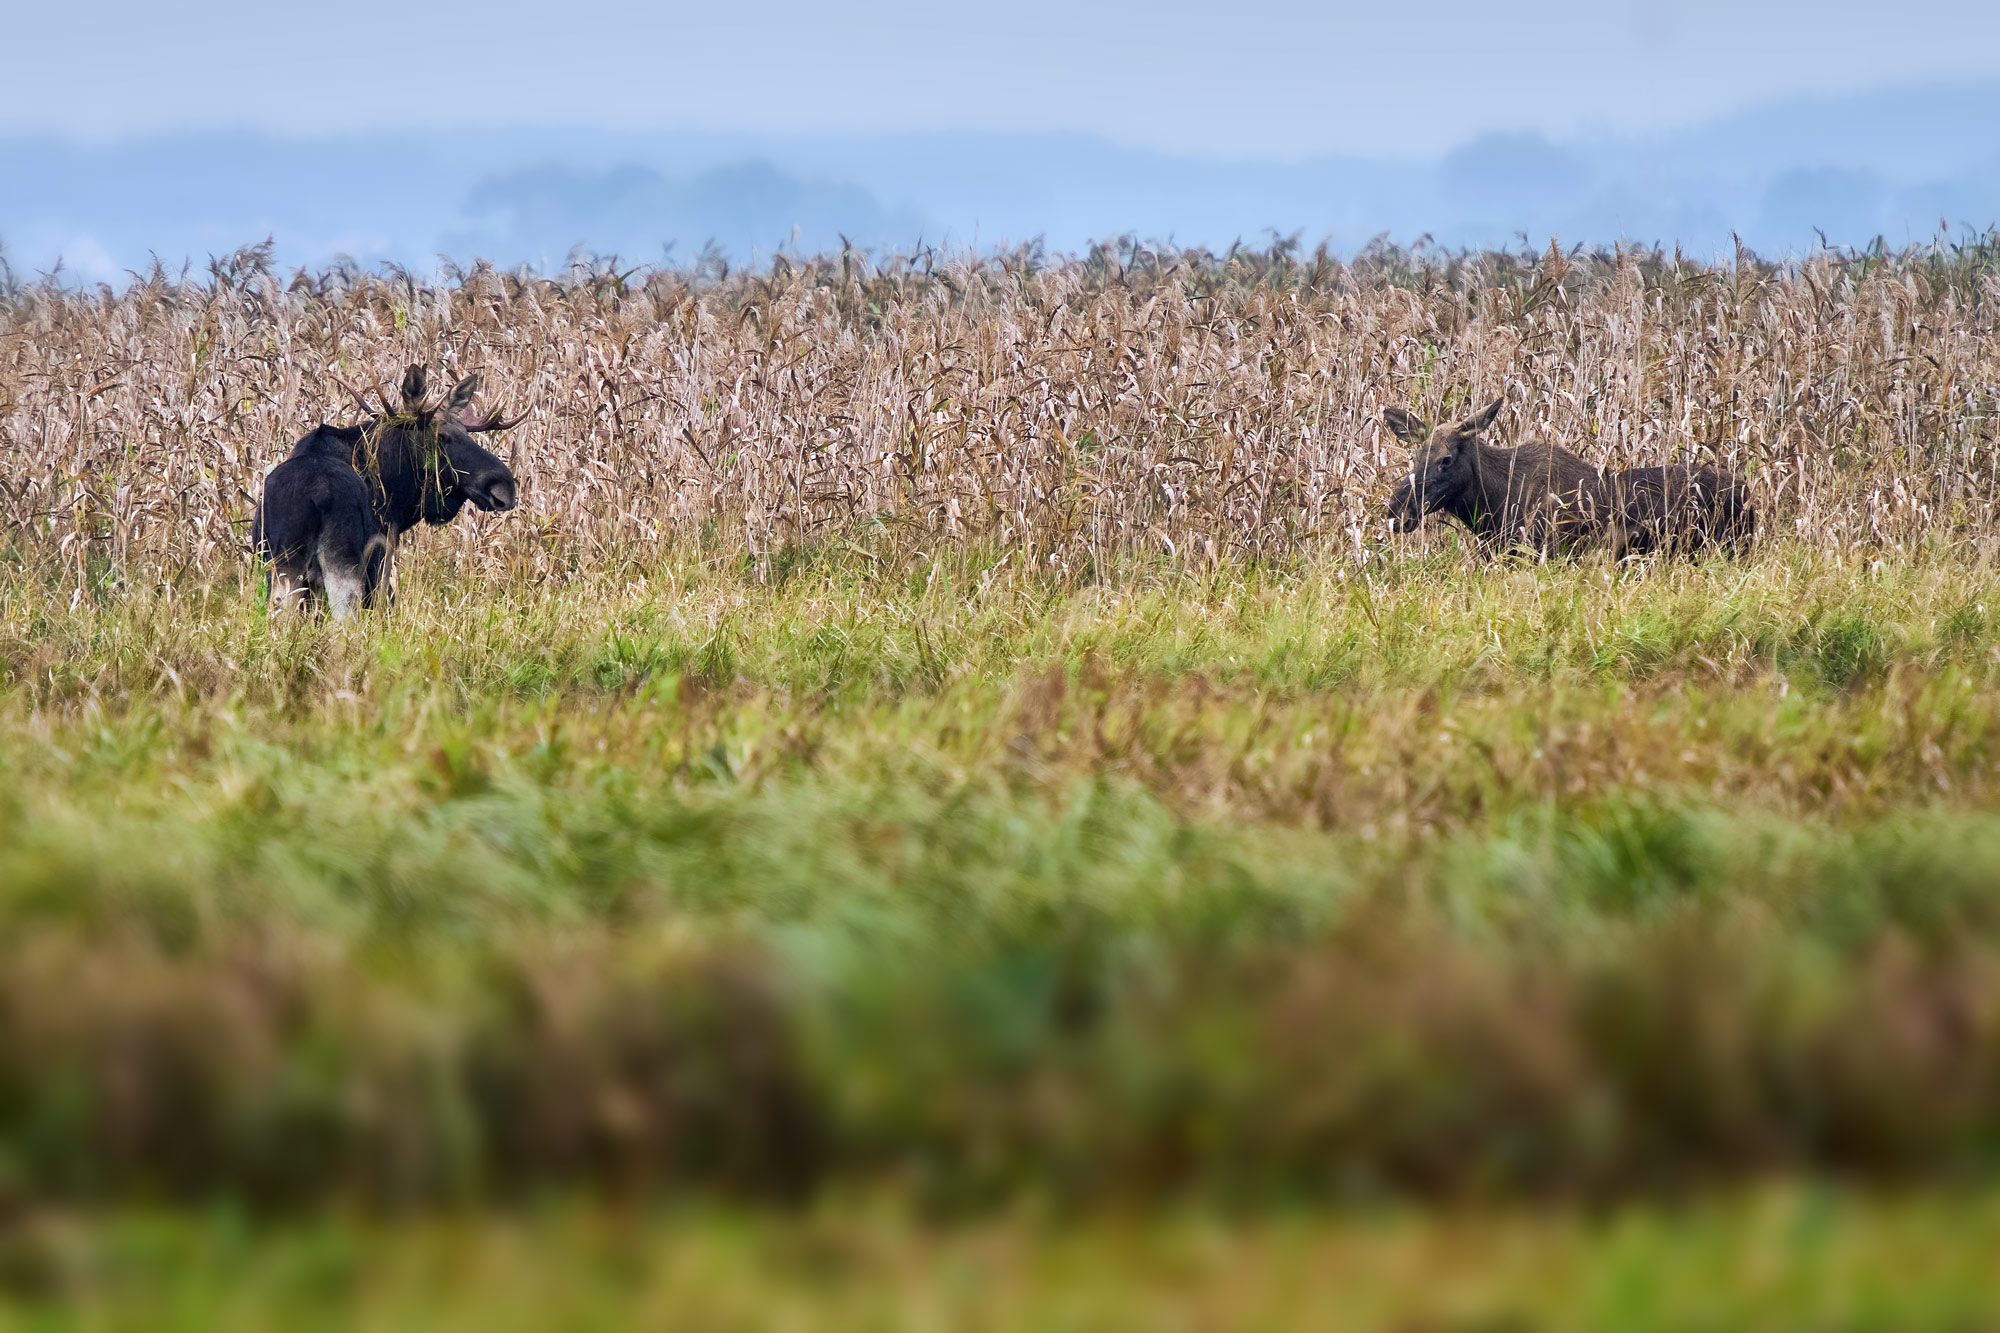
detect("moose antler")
[327,373,381,419]
[457,402,531,433]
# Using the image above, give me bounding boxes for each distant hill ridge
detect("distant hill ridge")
[5,78,1999,281]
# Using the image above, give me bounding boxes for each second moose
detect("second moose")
[1384,398,1753,559]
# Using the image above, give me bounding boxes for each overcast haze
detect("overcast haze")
[5,0,2000,278]
[11,0,2000,154]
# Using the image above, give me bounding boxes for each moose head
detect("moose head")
[1383,398,1503,532]
[344,364,526,534]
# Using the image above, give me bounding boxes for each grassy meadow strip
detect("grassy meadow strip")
[1,1190,1998,1331]
[2,546,2000,1204]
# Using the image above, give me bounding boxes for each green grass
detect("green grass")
[5,544,2000,1210]
[2,1190,1998,1331]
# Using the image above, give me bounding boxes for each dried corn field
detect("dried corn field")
[7,237,2000,589]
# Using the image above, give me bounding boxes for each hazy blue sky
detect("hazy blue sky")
[12,0,2000,156]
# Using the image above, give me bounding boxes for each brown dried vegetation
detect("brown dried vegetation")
[6,237,2000,590]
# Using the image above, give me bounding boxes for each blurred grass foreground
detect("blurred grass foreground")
[5,543,2000,1324]
[4,1191,2000,1331]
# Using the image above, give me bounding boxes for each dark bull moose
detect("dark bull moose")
[1384,399,1754,558]
[253,365,524,617]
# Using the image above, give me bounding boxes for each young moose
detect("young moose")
[254,365,524,617]
[1384,399,1603,555]
[1384,399,1752,558]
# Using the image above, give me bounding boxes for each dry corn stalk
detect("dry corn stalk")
[5,236,2000,590]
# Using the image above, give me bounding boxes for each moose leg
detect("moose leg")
[361,534,394,611]
[1727,501,1756,557]
[268,561,315,617]
[380,529,400,608]
[317,525,380,622]
[310,489,389,620]
[321,559,368,620]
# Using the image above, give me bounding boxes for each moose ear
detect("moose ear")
[1382,407,1430,446]
[1462,397,1504,434]
[447,374,479,412]
[400,364,429,410]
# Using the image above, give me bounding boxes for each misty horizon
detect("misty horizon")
[7,76,2000,284]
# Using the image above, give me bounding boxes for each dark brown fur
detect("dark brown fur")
[1385,400,1754,559]
[1599,464,1755,557]
[1384,400,1605,556]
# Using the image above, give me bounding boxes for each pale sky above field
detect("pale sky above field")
[10,0,2000,156]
